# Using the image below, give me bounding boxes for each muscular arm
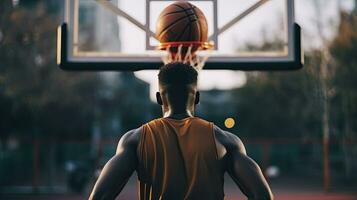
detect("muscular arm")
[89,128,141,200]
[215,127,273,200]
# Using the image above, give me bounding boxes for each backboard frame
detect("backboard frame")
[57,0,304,71]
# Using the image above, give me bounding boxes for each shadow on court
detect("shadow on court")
[2,175,356,200]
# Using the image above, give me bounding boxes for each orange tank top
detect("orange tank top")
[137,117,224,200]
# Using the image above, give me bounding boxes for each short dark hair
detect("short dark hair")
[158,62,198,86]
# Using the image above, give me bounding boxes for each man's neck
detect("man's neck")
[163,109,194,119]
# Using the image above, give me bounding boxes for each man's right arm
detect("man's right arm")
[215,127,274,200]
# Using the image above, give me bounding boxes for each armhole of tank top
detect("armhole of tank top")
[137,124,146,162]
[210,123,219,160]
[137,124,146,182]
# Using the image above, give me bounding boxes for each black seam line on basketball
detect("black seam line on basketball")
[192,7,202,41]
[196,19,201,41]
[173,3,188,11]
[182,5,198,23]
[172,4,197,22]
[184,10,198,23]
[174,22,191,41]
[158,13,196,39]
[161,8,196,18]
[188,22,192,42]
[181,6,193,42]
[185,5,199,40]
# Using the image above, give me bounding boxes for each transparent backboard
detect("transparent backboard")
[57,0,303,70]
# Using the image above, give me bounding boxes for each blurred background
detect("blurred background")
[0,0,357,199]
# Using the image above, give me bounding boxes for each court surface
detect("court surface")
[2,191,356,200]
[2,176,356,200]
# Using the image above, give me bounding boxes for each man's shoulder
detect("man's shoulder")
[144,118,165,127]
[122,117,160,141]
[193,117,213,125]
[213,125,246,154]
[116,127,142,154]
[123,127,142,139]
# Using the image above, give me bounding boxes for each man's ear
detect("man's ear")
[194,91,200,105]
[156,92,163,105]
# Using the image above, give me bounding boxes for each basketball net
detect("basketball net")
[157,42,214,71]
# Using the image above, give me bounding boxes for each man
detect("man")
[89,62,273,200]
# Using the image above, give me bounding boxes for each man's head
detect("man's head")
[157,62,199,113]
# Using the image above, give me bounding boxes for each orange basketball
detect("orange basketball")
[156,1,208,52]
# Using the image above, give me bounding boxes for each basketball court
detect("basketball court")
[2,0,357,199]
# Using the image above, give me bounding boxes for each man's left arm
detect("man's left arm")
[89,128,140,200]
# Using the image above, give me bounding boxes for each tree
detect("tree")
[231,40,321,139]
[329,11,357,180]
[0,0,101,139]
[0,0,101,187]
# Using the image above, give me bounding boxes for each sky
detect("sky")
[90,0,355,101]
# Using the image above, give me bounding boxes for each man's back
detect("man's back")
[89,116,273,200]
[89,63,273,200]
[138,117,224,200]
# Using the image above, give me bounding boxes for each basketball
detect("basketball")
[156,1,208,51]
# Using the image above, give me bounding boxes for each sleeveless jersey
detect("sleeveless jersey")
[137,117,225,200]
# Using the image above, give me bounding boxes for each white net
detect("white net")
[161,44,211,71]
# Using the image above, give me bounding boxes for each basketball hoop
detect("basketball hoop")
[156,41,214,71]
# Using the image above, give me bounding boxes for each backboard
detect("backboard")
[57,0,303,70]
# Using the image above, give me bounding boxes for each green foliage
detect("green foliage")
[229,39,322,138]
[230,11,357,141]
[0,1,154,141]
[329,12,357,139]
[0,1,101,139]
[232,69,321,138]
